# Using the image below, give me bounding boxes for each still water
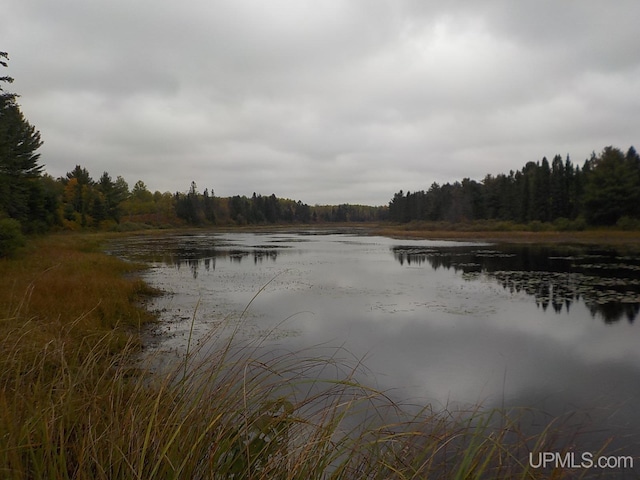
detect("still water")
[109,230,640,454]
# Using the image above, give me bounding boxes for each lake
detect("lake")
[109,229,640,459]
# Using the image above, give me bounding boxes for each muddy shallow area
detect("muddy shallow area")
[109,230,640,458]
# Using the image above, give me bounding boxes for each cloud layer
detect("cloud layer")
[4,0,640,205]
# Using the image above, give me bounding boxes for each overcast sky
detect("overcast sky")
[4,1,640,205]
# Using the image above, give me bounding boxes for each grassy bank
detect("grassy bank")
[374,221,640,246]
[0,233,620,478]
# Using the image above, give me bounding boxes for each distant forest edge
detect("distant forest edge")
[45,171,388,230]
[4,145,640,235]
[389,145,640,229]
[2,51,640,246]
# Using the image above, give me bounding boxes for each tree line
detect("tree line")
[388,147,640,227]
[156,184,387,226]
[3,159,388,233]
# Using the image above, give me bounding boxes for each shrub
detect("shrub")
[527,221,548,232]
[616,216,640,231]
[570,216,587,231]
[553,217,573,231]
[0,218,26,257]
[112,221,155,232]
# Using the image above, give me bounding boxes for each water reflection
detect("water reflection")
[392,245,640,324]
[181,250,279,278]
[107,233,281,279]
[109,232,640,463]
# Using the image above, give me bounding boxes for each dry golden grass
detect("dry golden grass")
[0,233,157,359]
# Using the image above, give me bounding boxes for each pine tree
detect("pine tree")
[584,147,640,225]
[203,188,216,223]
[97,172,129,223]
[64,166,94,227]
[550,154,568,220]
[0,52,45,229]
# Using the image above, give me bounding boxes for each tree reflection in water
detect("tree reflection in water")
[392,245,640,324]
[175,249,279,279]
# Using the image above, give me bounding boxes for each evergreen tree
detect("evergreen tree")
[562,156,579,219]
[250,192,266,223]
[550,155,568,219]
[64,166,94,226]
[229,195,250,224]
[482,174,500,219]
[203,188,216,223]
[187,181,202,224]
[424,184,442,221]
[0,52,46,230]
[387,145,639,227]
[96,172,129,223]
[584,146,640,224]
[388,190,406,222]
[625,147,640,218]
[532,157,551,222]
[0,52,16,105]
[131,180,152,202]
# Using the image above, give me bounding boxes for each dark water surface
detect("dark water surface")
[109,230,640,460]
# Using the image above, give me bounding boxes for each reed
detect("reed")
[0,233,617,478]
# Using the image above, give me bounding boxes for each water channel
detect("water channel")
[108,229,640,462]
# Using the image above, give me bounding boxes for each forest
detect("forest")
[0,159,388,235]
[388,147,640,228]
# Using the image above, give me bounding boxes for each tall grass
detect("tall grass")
[0,233,619,478]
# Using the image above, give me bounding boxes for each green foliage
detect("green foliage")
[390,145,640,230]
[313,202,385,222]
[553,216,587,231]
[111,221,155,232]
[0,51,17,105]
[526,220,548,232]
[131,179,152,202]
[217,397,295,476]
[616,216,640,231]
[96,172,129,223]
[583,146,640,225]
[175,181,205,224]
[0,217,25,257]
[0,53,51,232]
[0,104,43,176]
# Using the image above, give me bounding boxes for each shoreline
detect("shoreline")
[371,226,640,246]
[115,222,640,247]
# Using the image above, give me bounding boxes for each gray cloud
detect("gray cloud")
[4,0,639,205]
